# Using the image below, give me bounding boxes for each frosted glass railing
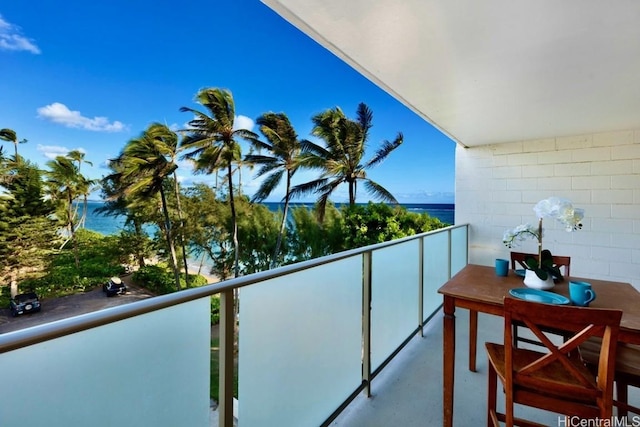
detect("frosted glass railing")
[0,297,211,427]
[0,224,469,427]
[423,231,452,318]
[239,257,363,426]
[370,240,420,371]
[238,224,469,426]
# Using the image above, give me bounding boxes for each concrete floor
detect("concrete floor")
[330,309,640,427]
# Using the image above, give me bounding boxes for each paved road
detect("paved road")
[0,277,154,334]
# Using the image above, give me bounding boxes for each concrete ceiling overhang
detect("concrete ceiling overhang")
[262,0,640,147]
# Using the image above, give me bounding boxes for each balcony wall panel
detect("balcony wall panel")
[423,232,450,317]
[370,240,420,370]
[0,298,211,427]
[451,226,469,275]
[238,257,362,427]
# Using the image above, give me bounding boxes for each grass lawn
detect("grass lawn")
[210,335,239,402]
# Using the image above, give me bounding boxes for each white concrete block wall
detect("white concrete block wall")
[455,129,640,289]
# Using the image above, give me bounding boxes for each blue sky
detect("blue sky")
[0,0,455,204]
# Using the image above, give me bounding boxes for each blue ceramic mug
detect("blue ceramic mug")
[495,259,509,276]
[569,281,596,306]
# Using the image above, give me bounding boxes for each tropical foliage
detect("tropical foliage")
[341,202,447,248]
[290,103,403,221]
[0,93,449,306]
[107,124,183,291]
[180,88,259,278]
[245,112,308,267]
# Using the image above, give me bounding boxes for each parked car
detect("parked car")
[103,277,127,297]
[10,292,42,317]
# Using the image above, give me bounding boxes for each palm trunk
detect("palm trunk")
[133,218,146,268]
[227,163,240,353]
[160,187,181,292]
[173,172,190,288]
[349,180,356,205]
[77,195,88,229]
[68,190,79,268]
[228,163,239,278]
[271,172,291,269]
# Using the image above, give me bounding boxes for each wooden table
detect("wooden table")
[438,264,640,427]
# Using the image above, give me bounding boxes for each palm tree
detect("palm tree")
[180,88,258,278]
[100,159,153,269]
[146,123,190,288]
[115,125,182,292]
[245,112,307,267]
[66,150,96,229]
[290,102,403,221]
[45,156,82,267]
[0,128,27,159]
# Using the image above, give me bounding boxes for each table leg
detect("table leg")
[443,296,456,427]
[469,310,477,372]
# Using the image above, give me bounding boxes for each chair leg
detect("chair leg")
[616,379,629,418]
[505,391,514,427]
[469,310,478,372]
[487,361,497,427]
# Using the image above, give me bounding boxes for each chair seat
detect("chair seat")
[580,337,640,416]
[486,342,598,403]
[580,337,640,377]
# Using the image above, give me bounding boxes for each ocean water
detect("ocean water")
[82,201,455,236]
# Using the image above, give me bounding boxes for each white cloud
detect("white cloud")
[0,15,40,54]
[234,115,254,132]
[36,144,88,160]
[37,144,70,160]
[37,102,126,132]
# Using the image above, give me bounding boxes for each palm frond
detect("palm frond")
[365,132,403,169]
[251,170,284,202]
[300,140,329,157]
[253,161,282,178]
[356,102,373,142]
[362,179,398,204]
[0,129,17,143]
[289,178,329,200]
[244,154,277,166]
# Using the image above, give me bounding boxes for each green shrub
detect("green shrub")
[21,228,128,299]
[341,202,448,249]
[132,265,176,295]
[133,265,210,295]
[181,272,207,289]
[210,295,220,325]
[0,286,10,308]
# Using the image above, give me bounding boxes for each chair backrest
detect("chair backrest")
[510,251,571,277]
[503,298,621,409]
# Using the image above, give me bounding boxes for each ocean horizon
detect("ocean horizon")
[82,200,455,236]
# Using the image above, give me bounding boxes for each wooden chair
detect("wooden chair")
[486,297,622,426]
[580,337,640,417]
[466,253,571,372]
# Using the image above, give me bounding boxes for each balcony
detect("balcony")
[0,225,461,426]
[1,223,637,426]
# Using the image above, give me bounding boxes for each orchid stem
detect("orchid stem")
[537,218,543,268]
